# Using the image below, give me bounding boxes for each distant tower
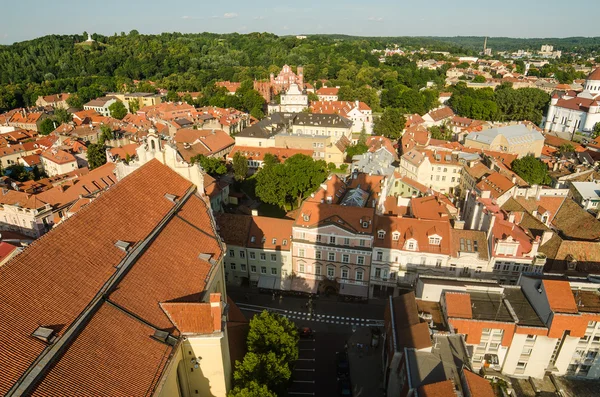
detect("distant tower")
[483,37,488,54]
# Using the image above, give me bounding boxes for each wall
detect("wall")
[502,333,556,378]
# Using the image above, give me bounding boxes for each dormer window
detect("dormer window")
[392,232,400,241]
[429,236,441,245]
[272,238,277,244]
[250,236,256,243]
[283,239,288,246]
[405,238,417,251]
[378,230,385,239]
[303,214,310,222]
[261,237,266,243]
[362,222,369,228]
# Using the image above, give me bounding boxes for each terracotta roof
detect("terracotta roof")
[108,143,139,160]
[445,292,473,319]
[216,81,241,93]
[308,174,347,204]
[365,136,396,157]
[513,195,566,223]
[0,241,17,262]
[216,213,252,246]
[426,106,455,122]
[0,160,198,395]
[551,199,600,241]
[310,100,371,118]
[587,67,600,81]
[543,280,579,313]
[41,149,77,165]
[0,189,48,209]
[247,216,294,251]
[175,128,234,160]
[411,196,452,220]
[374,216,452,255]
[316,87,339,96]
[462,369,494,397]
[451,229,489,261]
[29,303,171,397]
[295,201,375,234]
[160,302,215,334]
[9,112,43,125]
[555,97,595,112]
[389,292,432,350]
[418,380,457,397]
[476,172,515,199]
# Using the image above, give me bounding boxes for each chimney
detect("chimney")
[210,293,222,332]
[541,230,554,246]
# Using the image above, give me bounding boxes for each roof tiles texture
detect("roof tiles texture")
[445,292,473,319]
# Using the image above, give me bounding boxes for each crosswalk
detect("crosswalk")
[236,303,384,327]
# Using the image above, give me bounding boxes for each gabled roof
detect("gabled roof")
[295,201,375,234]
[462,369,494,397]
[543,280,578,314]
[247,216,294,251]
[551,199,600,240]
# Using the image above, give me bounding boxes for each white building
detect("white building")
[571,181,600,211]
[544,68,600,134]
[399,149,463,194]
[40,149,78,177]
[267,83,308,114]
[83,96,118,117]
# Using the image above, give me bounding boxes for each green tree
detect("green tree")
[54,108,72,124]
[308,92,319,102]
[100,124,114,143]
[511,155,551,186]
[190,155,227,176]
[429,125,452,141]
[228,381,276,397]
[247,310,298,361]
[233,152,248,181]
[373,108,406,140]
[87,143,107,170]
[558,143,575,155]
[38,118,55,135]
[108,101,127,119]
[128,99,140,114]
[233,352,291,395]
[593,122,600,138]
[165,90,180,102]
[67,94,83,109]
[473,75,486,83]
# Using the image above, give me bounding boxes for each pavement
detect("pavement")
[347,327,385,397]
[227,285,386,397]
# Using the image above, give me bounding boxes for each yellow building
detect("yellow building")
[464,124,545,158]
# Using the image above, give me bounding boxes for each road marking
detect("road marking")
[294,368,316,372]
[292,380,315,384]
[297,358,316,361]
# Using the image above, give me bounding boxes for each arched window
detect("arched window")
[150,140,156,151]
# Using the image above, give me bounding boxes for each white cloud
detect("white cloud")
[368,17,384,22]
[223,12,238,19]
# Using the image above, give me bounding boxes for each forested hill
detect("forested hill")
[429,36,600,53]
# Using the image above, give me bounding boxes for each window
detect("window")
[316,234,322,242]
[593,336,600,343]
[271,268,277,275]
[240,251,245,259]
[260,253,266,261]
[298,232,306,240]
[451,177,455,182]
[229,249,235,257]
[356,270,363,281]
[299,263,305,273]
[261,266,267,274]
[407,241,416,250]
[390,271,396,280]
[250,252,256,260]
[359,239,366,247]
[342,254,349,263]
[375,268,381,278]
[589,321,597,328]
[272,238,277,245]
[250,265,257,273]
[230,263,236,270]
[261,237,266,243]
[436,259,442,268]
[442,176,446,181]
[316,251,322,260]
[526,334,536,342]
[357,256,364,265]
[420,257,426,266]
[327,267,335,278]
[429,236,441,245]
[476,267,482,273]
[344,238,350,246]
[283,239,287,246]
[392,232,400,241]
[522,348,532,356]
[270,254,276,262]
[328,252,336,261]
[489,343,499,351]
[329,236,336,244]
[513,265,519,272]
[241,264,247,271]
[341,269,349,279]
[298,248,305,258]
[378,230,385,239]
[482,328,491,335]
[315,265,321,276]
[516,362,527,369]
[376,251,383,261]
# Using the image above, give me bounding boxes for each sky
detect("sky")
[2,0,599,45]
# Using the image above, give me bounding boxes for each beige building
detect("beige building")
[0,190,54,237]
[464,124,545,158]
[40,149,78,176]
[111,92,162,111]
[399,149,463,194]
[35,93,71,109]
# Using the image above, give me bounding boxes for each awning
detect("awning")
[257,275,277,290]
[339,283,369,298]
[291,277,319,294]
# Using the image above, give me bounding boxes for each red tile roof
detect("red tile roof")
[445,292,473,319]
[316,87,339,96]
[476,172,515,199]
[418,380,457,397]
[426,106,455,122]
[247,216,294,251]
[160,302,215,334]
[0,160,197,394]
[411,196,452,220]
[0,241,17,263]
[463,369,494,397]
[374,216,452,255]
[40,148,77,165]
[295,201,376,234]
[543,279,579,314]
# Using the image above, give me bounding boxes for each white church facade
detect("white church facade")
[267,83,308,114]
[543,68,600,134]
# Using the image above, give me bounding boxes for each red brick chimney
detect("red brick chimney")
[210,293,222,332]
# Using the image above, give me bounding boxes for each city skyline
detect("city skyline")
[2,0,600,45]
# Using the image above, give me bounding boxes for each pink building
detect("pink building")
[291,200,375,298]
[270,65,304,93]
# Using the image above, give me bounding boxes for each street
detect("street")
[228,287,386,397]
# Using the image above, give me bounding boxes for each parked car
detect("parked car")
[336,351,350,377]
[298,327,314,338]
[338,377,352,396]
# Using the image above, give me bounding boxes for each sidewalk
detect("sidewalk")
[347,326,384,397]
